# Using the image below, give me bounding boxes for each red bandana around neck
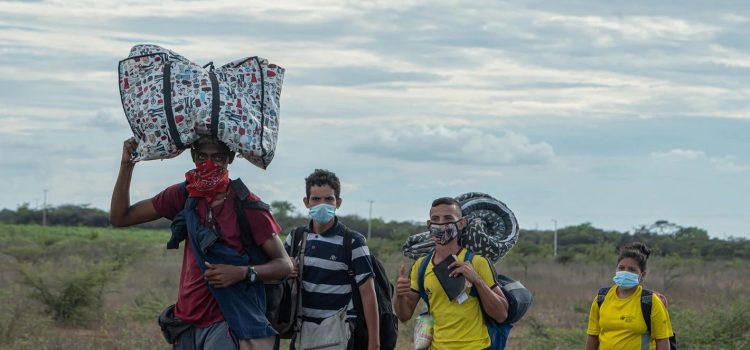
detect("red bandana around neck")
[184,160,229,200]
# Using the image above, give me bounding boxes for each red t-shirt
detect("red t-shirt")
[152,183,281,327]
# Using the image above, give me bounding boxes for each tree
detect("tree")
[650,220,681,237]
[270,201,296,219]
[676,226,709,241]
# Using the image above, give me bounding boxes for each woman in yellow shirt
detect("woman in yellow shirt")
[586,242,674,350]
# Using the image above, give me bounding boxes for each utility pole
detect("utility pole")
[551,219,558,257]
[367,200,374,240]
[42,189,48,226]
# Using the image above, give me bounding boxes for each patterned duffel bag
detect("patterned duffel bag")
[118,44,285,169]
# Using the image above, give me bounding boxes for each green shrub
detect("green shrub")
[672,297,750,349]
[13,239,146,325]
[0,286,53,347]
[521,316,586,349]
[18,259,117,325]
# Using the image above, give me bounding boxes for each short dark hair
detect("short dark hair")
[617,241,652,272]
[430,197,462,216]
[305,169,341,198]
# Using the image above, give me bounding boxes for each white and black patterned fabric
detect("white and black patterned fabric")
[118,44,285,169]
[402,192,519,263]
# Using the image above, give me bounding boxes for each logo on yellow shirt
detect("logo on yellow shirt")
[620,315,636,323]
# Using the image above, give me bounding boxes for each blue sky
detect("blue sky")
[0,0,748,238]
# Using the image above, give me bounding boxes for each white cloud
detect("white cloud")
[651,149,748,173]
[463,169,503,177]
[708,44,750,68]
[711,156,749,173]
[0,0,748,238]
[351,126,555,166]
[720,14,750,24]
[651,148,707,161]
[405,178,472,190]
[539,14,719,43]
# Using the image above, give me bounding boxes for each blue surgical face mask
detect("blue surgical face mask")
[613,271,640,289]
[309,203,336,224]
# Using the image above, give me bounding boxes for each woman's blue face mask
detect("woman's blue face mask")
[613,271,640,289]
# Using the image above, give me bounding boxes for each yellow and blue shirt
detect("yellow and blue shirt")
[410,249,498,350]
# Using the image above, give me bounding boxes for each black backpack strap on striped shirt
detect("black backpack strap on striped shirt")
[289,226,306,257]
[343,227,355,281]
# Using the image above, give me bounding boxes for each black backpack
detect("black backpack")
[343,227,398,350]
[597,287,677,350]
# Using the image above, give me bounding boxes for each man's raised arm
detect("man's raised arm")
[110,138,160,227]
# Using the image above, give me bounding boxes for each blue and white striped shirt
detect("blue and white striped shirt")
[284,218,374,323]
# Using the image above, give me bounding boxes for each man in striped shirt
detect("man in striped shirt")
[285,169,380,350]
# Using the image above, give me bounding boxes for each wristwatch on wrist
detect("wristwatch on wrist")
[247,266,257,283]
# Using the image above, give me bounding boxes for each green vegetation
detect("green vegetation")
[671,298,750,349]
[0,224,170,349]
[0,207,749,349]
[5,203,748,261]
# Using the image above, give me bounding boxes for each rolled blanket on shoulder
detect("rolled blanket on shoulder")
[402,192,519,263]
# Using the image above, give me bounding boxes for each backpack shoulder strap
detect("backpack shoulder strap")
[230,178,268,257]
[290,226,307,257]
[641,288,654,336]
[230,178,271,211]
[464,250,480,298]
[597,287,611,308]
[464,251,500,300]
[464,249,475,263]
[230,178,251,202]
[342,227,367,318]
[417,252,433,309]
[343,226,354,274]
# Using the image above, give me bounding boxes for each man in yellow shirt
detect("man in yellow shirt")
[394,197,509,350]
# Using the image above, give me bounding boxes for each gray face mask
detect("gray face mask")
[428,221,460,245]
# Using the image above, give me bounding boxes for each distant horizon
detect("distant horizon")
[3,198,743,240]
[1,1,747,239]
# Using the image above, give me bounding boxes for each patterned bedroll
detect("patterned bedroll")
[402,192,520,263]
[118,44,285,169]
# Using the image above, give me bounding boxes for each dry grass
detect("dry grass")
[381,253,750,349]
[2,227,749,350]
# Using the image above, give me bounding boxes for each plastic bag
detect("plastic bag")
[414,312,434,350]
